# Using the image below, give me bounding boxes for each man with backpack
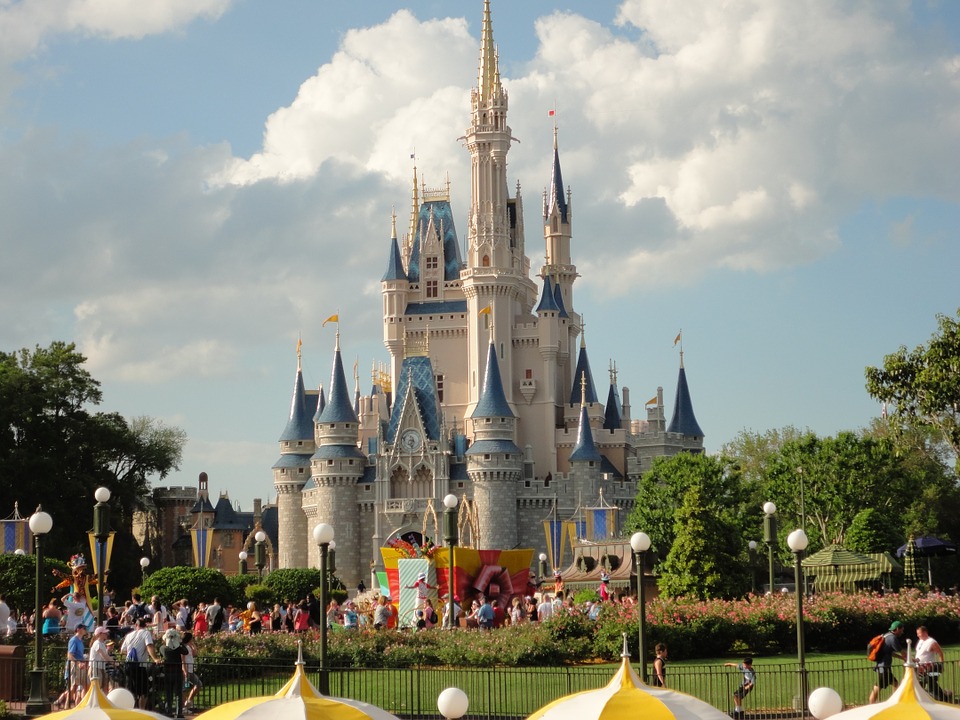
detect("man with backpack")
[868,620,906,703]
[205,598,224,633]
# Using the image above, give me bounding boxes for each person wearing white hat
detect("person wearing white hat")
[160,628,188,718]
[88,626,114,690]
[405,571,437,612]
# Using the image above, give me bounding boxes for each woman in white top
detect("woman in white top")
[88,627,114,690]
[916,625,952,701]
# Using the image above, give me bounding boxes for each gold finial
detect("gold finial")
[407,156,419,256]
[296,335,303,371]
[477,0,500,103]
[391,208,397,239]
[580,316,587,349]
[608,359,618,386]
[580,371,587,409]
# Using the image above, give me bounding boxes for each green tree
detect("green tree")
[845,508,904,554]
[0,553,69,615]
[0,341,186,595]
[264,568,325,604]
[866,308,960,465]
[658,482,746,599]
[626,453,746,572]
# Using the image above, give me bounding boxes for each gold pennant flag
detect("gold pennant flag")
[645,395,657,405]
[673,331,682,346]
[478,305,492,316]
[323,314,339,327]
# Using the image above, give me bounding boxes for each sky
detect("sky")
[1,0,959,511]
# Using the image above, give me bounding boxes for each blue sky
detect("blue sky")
[1,0,958,511]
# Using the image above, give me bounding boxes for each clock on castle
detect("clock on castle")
[271,0,705,588]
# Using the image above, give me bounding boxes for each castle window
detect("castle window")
[349,459,354,465]
[482,255,490,267]
[436,374,444,402]
[426,280,438,298]
[457,482,464,489]
[500,342,504,359]
[328,460,334,466]
[524,480,531,488]
[426,256,438,270]
[525,369,532,379]
[484,454,491,460]
[298,468,304,474]
[297,441,303,447]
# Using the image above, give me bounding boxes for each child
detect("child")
[725,657,755,716]
[653,643,668,687]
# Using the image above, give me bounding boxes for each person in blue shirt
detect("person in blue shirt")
[725,657,755,717]
[476,596,495,630]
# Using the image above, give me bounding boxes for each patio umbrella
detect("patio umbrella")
[899,536,924,588]
[810,651,960,720]
[526,635,731,720]
[39,679,169,720]
[193,644,402,720]
[896,535,957,587]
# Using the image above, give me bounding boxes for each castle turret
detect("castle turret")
[466,339,522,549]
[382,213,409,385]
[307,331,364,583]
[273,346,315,568]
[603,361,623,430]
[569,374,602,502]
[667,349,704,440]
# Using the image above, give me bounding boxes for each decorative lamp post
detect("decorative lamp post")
[538,552,548,583]
[93,486,111,627]
[139,557,150,585]
[763,501,778,593]
[238,551,248,576]
[328,540,337,577]
[14,549,25,556]
[255,530,267,579]
[313,523,335,695]
[443,494,458,629]
[748,540,758,594]
[788,528,809,717]
[25,507,53,717]
[437,687,469,720]
[630,531,651,682]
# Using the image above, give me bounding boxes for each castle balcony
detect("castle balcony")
[384,498,432,515]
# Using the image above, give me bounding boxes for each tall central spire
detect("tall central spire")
[478,0,500,104]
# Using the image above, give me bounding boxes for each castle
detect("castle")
[273,0,705,589]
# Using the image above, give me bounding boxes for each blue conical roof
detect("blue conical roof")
[554,282,569,318]
[667,361,704,437]
[535,276,560,313]
[548,133,568,224]
[382,234,407,281]
[279,367,314,441]
[472,341,514,418]
[312,385,326,422]
[569,404,601,462]
[603,382,622,430]
[569,344,599,405]
[318,342,359,424]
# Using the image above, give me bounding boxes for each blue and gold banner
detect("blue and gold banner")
[191,528,214,567]
[1,518,29,554]
[87,531,116,576]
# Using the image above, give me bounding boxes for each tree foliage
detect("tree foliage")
[264,568,325,604]
[0,553,69,615]
[866,308,960,465]
[626,452,745,572]
[658,482,747,599]
[0,342,186,595]
[139,566,232,607]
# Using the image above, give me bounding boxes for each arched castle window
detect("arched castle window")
[482,255,490,267]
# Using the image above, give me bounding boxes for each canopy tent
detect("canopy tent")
[39,679,169,720]
[897,535,957,588]
[805,552,902,592]
[801,545,880,593]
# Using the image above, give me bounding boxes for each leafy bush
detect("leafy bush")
[139,566,232,607]
[264,569,324,604]
[245,584,274,607]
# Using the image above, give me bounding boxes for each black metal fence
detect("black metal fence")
[24,651,960,719]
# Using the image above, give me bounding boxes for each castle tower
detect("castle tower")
[461,0,531,414]
[382,213,409,386]
[307,331,364,585]
[273,346,315,568]
[667,349,705,440]
[569,375,602,503]
[466,338,522,549]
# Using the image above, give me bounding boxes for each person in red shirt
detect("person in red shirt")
[492,599,507,628]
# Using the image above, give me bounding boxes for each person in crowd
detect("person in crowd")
[56,624,87,709]
[182,631,203,712]
[869,621,906,704]
[193,603,208,637]
[537,594,553,622]
[476,596,495,630]
[653,643,668,687]
[325,600,340,629]
[509,596,525,625]
[88,626,114,691]
[916,625,952,700]
[159,628,188,718]
[42,599,62,637]
[204,599,223,634]
[524,596,538,623]
[422,598,439,628]
[342,601,359,630]
[725,657,755,717]
[270,603,284,632]
[373,595,391,629]
[405,572,437,611]
[120,617,160,709]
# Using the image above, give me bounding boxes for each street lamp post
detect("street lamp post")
[255,530,267,579]
[763,501,778,593]
[139,557,150,585]
[328,541,336,578]
[238,551,248,575]
[92,487,111,628]
[313,523,335,695]
[748,540,758,594]
[25,508,53,717]
[538,553,548,584]
[788,528,809,717]
[443,494,458,629]
[630,531,651,682]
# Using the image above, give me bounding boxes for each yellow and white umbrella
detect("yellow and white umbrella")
[811,660,960,720]
[527,636,731,720]
[193,645,402,720]
[40,679,169,720]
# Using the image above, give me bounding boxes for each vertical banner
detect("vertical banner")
[586,508,617,540]
[542,520,562,570]
[191,528,214,568]
[87,531,116,577]
[1,518,29,554]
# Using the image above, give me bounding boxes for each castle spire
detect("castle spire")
[570,323,598,404]
[279,357,313,442]
[407,157,420,258]
[472,339,514,419]
[569,376,601,462]
[318,335,359,424]
[382,211,408,281]
[603,360,623,430]
[667,349,704,438]
[477,0,501,104]
[547,124,568,223]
